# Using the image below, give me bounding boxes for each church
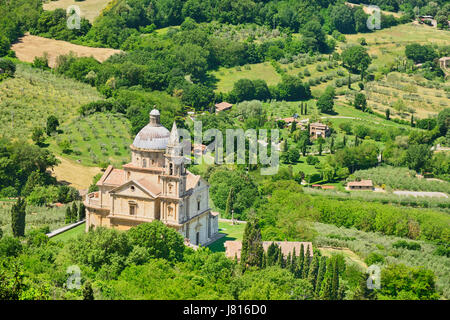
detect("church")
[84,109,219,246]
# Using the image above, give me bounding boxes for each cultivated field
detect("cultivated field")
[211,62,281,92]
[11,34,121,68]
[43,0,113,22]
[343,23,450,70]
[48,112,133,167]
[50,156,102,190]
[0,63,102,141]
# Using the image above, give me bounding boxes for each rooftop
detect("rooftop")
[224,240,313,260]
[347,179,373,187]
[215,101,233,112]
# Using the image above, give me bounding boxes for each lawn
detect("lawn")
[50,222,85,242]
[207,221,246,253]
[210,62,282,92]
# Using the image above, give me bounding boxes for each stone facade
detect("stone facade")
[84,109,219,246]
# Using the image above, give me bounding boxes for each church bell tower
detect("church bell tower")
[162,122,187,198]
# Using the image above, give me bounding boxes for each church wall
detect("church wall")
[113,196,159,220]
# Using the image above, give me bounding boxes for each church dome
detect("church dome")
[131,109,170,150]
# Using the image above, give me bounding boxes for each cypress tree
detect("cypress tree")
[297,244,305,278]
[225,187,235,219]
[305,103,308,114]
[65,206,72,224]
[290,248,297,274]
[290,121,296,134]
[385,108,390,120]
[11,198,26,237]
[315,256,327,298]
[331,259,340,300]
[343,135,346,146]
[300,103,304,115]
[78,202,86,221]
[318,142,322,156]
[240,217,264,269]
[302,254,310,279]
[267,242,277,266]
[71,202,78,223]
[330,137,335,154]
[410,114,414,127]
[307,255,320,289]
[286,251,292,270]
[320,260,334,300]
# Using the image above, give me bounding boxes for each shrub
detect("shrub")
[365,252,385,266]
[392,240,421,251]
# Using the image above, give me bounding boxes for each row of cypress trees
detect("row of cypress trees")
[240,216,344,300]
[65,202,86,224]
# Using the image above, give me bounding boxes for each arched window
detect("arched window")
[169,163,173,175]
[143,159,147,168]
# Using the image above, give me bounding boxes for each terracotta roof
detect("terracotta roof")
[186,171,201,191]
[347,179,373,187]
[439,57,450,61]
[224,240,313,260]
[215,102,233,112]
[97,166,127,186]
[137,178,162,196]
[310,122,328,128]
[321,185,335,190]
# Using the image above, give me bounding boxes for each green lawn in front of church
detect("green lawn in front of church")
[207,221,246,253]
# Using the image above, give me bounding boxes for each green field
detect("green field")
[211,62,281,92]
[48,112,133,167]
[208,221,246,253]
[0,63,103,142]
[50,222,85,242]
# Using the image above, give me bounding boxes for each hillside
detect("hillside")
[11,34,121,68]
[43,0,113,23]
[0,63,102,141]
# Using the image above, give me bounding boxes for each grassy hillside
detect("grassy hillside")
[0,63,102,141]
[48,112,133,167]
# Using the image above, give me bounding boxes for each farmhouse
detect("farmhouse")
[346,179,374,191]
[84,109,219,246]
[309,122,330,139]
[224,240,313,260]
[215,101,233,113]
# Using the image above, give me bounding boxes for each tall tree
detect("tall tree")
[240,216,264,269]
[71,202,78,222]
[11,198,26,237]
[315,256,327,298]
[307,255,320,289]
[78,202,86,221]
[341,45,372,81]
[65,206,72,224]
[225,187,235,219]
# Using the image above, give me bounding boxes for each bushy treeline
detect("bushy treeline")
[0,139,79,205]
[257,180,449,243]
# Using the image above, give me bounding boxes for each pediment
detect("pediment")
[110,180,156,199]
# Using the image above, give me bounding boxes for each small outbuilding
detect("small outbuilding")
[346,179,374,191]
[215,101,233,113]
